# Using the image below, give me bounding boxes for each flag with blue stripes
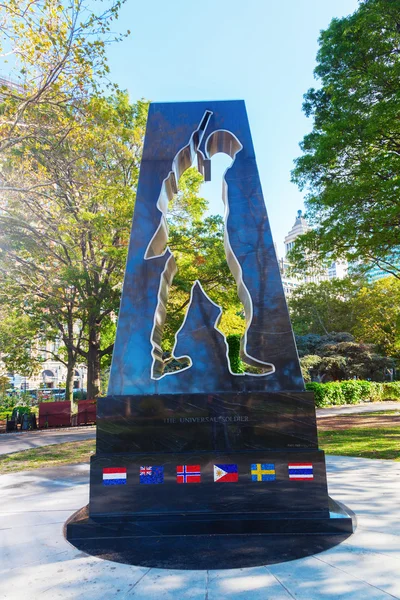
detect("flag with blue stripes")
[288,463,314,480]
[103,467,127,486]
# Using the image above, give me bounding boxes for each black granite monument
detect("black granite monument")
[66,101,354,568]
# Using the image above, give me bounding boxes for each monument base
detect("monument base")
[74,390,355,567]
[66,497,355,569]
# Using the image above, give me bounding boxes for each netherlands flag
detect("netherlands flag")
[288,463,314,481]
[102,467,127,486]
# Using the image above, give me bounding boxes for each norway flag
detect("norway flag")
[176,465,201,483]
[214,464,238,482]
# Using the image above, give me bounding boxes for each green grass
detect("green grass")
[0,439,96,474]
[351,410,400,416]
[319,427,400,461]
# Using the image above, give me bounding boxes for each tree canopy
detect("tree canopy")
[297,332,394,383]
[353,276,400,358]
[291,0,400,279]
[163,170,245,351]
[288,278,361,336]
[0,92,148,399]
[0,0,137,399]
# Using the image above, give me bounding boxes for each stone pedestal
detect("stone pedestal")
[67,391,354,565]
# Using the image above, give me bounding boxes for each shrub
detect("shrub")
[0,410,12,421]
[305,382,325,407]
[322,382,345,405]
[369,382,383,402]
[381,382,400,400]
[340,380,364,404]
[305,379,400,407]
[357,380,372,401]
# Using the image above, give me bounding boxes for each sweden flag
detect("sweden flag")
[251,463,276,482]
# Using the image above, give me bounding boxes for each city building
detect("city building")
[280,210,348,296]
[365,263,396,283]
[2,337,87,393]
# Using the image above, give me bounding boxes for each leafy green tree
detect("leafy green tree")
[0,311,43,377]
[288,278,361,336]
[353,277,400,358]
[0,0,132,400]
[0,0,127,155]
[0,93,147,400]
[297,333,394,382]
[291,0,400,279]
[162,169,245,352]
[0,375,10,394]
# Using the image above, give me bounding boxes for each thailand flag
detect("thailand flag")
[214,464,238,482]
[288,463,314,480]
[102,467,127,486]
[176,465,201,483]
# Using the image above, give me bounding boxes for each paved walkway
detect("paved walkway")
[0,455,399,599]
[0,427,96,456]
[316,401,399,417]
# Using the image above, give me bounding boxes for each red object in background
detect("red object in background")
[38,401,71,428]
[77,400,96,426]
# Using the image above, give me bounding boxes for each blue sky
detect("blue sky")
[107,0,359,256]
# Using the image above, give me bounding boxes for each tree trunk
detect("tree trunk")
[64,312,77,409]
[87,320,101,399]
[65,352,75,410]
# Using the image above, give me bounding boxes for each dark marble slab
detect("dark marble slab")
[66,497,355,569]
[107,100,304,395]
[88,450,329,517]
[96,391,318,454]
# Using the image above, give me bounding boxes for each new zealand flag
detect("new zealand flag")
[139,465,164,484]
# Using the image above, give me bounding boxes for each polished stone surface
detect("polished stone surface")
[107,100,303,395]
[67,498,354,568]
[90,389,336,523]
[96,391,318,454]
[88,449,330,517]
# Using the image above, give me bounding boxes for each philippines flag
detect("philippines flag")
[176,465,201,484]
[139,465,164,485]
[288,463,314,480]
[214,464,238,482]
[102,467,127,486]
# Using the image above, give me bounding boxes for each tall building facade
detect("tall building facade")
[280,210,348,296]
[2,337,87,392]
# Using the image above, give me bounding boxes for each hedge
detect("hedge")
[306,380,400,407]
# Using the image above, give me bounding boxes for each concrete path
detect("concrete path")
[316,401,399,418]
[0,427,96,456]
[0,455,399,599]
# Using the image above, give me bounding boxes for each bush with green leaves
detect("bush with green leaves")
[306,380,400,407]
[0,410,12,421]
